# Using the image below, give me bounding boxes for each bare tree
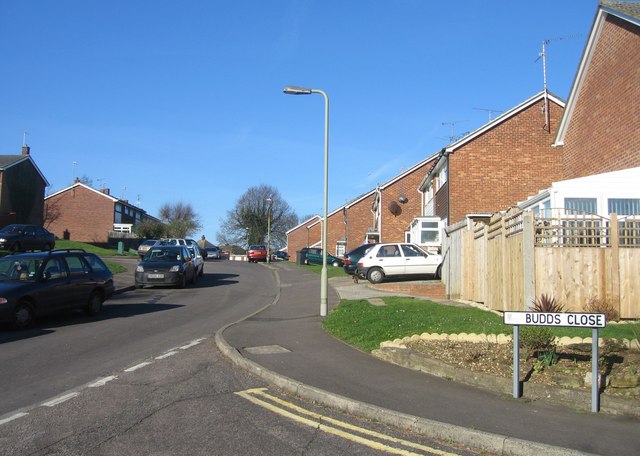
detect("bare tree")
[43,199,61,229]
[217,184,298,250]
[158,202,202,238]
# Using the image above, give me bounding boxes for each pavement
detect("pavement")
[109,258,639,456]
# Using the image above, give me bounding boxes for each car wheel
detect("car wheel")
[199,267,204,278]
[12,301,35,329]
[304,259,309,265]
[191,269,197,284]
[43,243,52,251]
[135,282,143,289]
[367,267,385,284]
[332,260,341,267]
[177,274,186,289]
[10,242,21,253]
[435,264,442,280]
[84,292,103,316]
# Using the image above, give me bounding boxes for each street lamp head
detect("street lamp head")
[283,85,313,95]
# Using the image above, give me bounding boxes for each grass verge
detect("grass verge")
[323,297,640,353]
[290,262,349,279]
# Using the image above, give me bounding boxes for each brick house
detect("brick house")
[44,182,156,243]
[287,156,438,262]
[418,90,565,228]
[0,145,49,226]
[554,1,640,177]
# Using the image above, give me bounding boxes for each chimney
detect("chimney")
[101,188,110,195]
[21,145,30,155]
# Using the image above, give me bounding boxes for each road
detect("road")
[0,261,479,455]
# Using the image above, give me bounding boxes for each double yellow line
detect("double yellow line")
[235,388,458,456]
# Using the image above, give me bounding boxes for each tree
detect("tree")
[132,219,165,239]
[217,184,298,250]
[158,202,202,238]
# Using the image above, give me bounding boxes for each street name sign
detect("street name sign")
[504,312,606,328]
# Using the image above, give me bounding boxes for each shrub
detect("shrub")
[582,296,620,323]
[520,326,557,358]
[532,293,565,313]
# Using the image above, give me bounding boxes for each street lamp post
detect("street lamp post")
[266,197,272,263]
[283,85,329,317]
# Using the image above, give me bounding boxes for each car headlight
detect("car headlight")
[0,297,7,304]
[169,265,181,272]
[0,238,6,242]
[136,265,144,272]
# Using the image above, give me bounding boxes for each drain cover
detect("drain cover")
[245,345,291,355]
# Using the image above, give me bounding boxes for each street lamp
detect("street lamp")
[283,85,329,317]
[266,197,272,263]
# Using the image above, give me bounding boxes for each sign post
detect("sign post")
[504,312,606,412]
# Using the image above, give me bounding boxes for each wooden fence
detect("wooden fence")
[443,208,640,318]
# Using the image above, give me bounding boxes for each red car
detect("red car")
[247,245,267,262]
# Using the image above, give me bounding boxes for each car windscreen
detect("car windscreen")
[145,248,181,262]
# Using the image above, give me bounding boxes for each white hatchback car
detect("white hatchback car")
[357,243,443,284]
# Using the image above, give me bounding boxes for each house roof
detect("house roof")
[45,182,155,219]
[554,1,640,145]
[0,154,50,186]
[419,90,566,191]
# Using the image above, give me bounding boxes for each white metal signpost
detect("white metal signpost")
[503,311,606,413]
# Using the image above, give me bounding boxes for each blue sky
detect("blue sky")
[0,0,598,242]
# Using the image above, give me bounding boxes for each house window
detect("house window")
[564,198,597,214]
[336,241,346,257]
[424,182,435,216]
[420,221,440,243]
[436,166,448,190]
[608,198,640,215]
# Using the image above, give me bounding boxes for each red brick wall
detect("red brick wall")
[447,99,564,224]
[379,161,432,242]
[562,15,640,178]
[343,194,376,251]
[45,186,115,243]
[288,217,321,263]
[288,158,437,258]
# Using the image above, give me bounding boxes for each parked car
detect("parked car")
[357,243,443,284]
[299,247,344,267]
[205,246,221,260]
[0,249,114,329]
[156,238,188,246]
[137,239,157,258]
[272,250,289,261]
[186,244,204,278]
[0,224,56,252]
[135,245,196,289]
[247,245,267,262]
[343,243,378,277]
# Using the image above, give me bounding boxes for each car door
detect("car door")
[400,244,440,275]
[374,244,405,277]
[37,257,73,313]
[62,254,94,307]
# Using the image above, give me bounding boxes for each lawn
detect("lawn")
[323,297,640,353]
[290,261,349,279]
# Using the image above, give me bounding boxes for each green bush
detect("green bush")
[520,325,557,357]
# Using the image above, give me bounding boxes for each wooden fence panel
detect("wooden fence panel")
[534,247,608,312]
[450,209,638,319]
[620,248,640,318]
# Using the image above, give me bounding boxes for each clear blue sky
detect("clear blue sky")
[0,0,597,242]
